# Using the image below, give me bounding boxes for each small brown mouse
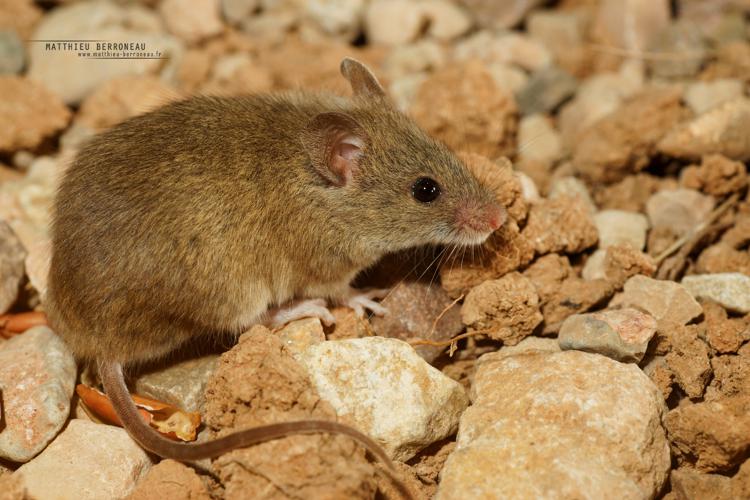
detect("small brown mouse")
[46,58,505,485]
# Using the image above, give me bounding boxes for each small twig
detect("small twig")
[655,193,740,265]
[587,43,712,62]
[428,294,464,338]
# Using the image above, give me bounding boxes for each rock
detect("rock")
[526,8,589,75]
[0,326,76,462]
[27,2,182,105]
[666,397,750,472]
[612,275,703,327]
[455,31,552,72]
[305,0,366,41]
[365,0,425,45]
[459,153,528,222]
[517,172,540,202]
[548,176,597,213]
[0,76,70,152]
[680,154,747,197]
[517,114,562,166]
[559,62,645,148]
[77,75,179,131]
[370,282,463,363]
[13,419,152,499]
[646,188,715,237]
[0,30,24,75]
[458,0,545,29]
[0,221,25,313]
[220,0,260,25]
[126,459,210,500]
[486,62,528,94]
[275,317,326,357]
[437,350,670,499]
[301,337,469,461]
[591,0,670,55]
[684,79,744,115]
[491,336,561,360]
[460,272,543,345]
[701,301,749,355]
[159,0,223,42]
[201,52,273,96]
[681,273,750,314]
[524,253,615,326]
[0,0,42,39]
[697,243,750,278]
[411,60,518,159]
[582,244,656,287]
[515,66,577,115]
[134,355,219,413]
[558,308,657,363]
[665,324,712,399]
[670,467,734,500]
[658,97,750,161]
[421,0,472,41]
[522,196,598,255]
[647,20,708,79]
[382,39,446,79]
[573,86,689,183]
[204,327,377,498]
[709,345,750,400]
[643,356,674,400]
[594,210,649,250]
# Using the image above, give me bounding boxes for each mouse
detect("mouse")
[45,57,506,490]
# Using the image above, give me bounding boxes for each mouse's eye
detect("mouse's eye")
[411,177,441,203]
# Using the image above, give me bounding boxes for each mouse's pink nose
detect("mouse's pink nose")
[456,201,507,234]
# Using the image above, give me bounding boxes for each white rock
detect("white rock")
[582,248,607,281]
[594,209,649,250]
[517,172,541,202]
[28,2,183,104]
[646,188,715,236]
[13,419,152,499]
[518,114,562,166]
[684,79,744,115]
[383,39,445,79]
[365,0,426,45]
[612,275,703,326]
[455,31,551,72]
[0,326,76,462]
[300,337,468,461]
[306,0,366,40]
[221,0,260,25]
[437,350,670,499]
[389,73,428,111]
[160,0,223,42]
[658,97,750,161]
[548,176,597,213]
[681,273,750,314]
[421,0,472,41]
[486,62,528,94]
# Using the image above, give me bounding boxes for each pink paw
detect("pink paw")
[267,298,336,328]
[344,288,389,317]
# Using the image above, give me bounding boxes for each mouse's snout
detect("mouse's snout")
[454,200,507,240]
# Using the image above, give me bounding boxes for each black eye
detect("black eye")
[412,177,441,203]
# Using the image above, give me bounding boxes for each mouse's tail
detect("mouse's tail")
[98,359,413,497]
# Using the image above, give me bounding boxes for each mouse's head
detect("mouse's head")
[300,58,506,254]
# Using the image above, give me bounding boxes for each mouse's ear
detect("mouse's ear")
[301,112,368,187]
[340,57,386,99]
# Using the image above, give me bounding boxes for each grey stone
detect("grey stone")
[0,30,24,75]
[647,20,708,79]
[681,273,750,314]
[0,221,26,314]
[134,355,219,413]
[516,66,577,115]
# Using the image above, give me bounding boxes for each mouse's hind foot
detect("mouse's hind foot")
[338,287,389,317]
[266,298,336,329]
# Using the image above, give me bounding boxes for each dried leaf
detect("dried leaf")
[0,311,48,338]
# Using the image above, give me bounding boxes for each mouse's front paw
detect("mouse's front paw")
[267,298,336,329]
[342,288,389,317]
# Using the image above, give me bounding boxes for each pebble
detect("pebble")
[517,114,563,166]
[548,176,597,213]
[665,324,712,399]
[515,66,578,115]
[0,326,76,462]
[658,97,750,161]
[591,0,670,53]
[159,0,223,42]
[370,282,463,363]
[593,209,649,250]
[455,31,552,72]
[0,76,71,152]
[461,272,543,345]
[134,355,219,413]
[126,459,211,500]
[0,221,26,313]
[437,350,670,499]
[582,244,656,286]
[220,0,260,25]
[647,20,708,79]
[382,39,445,79]
[666,397,750,472]
[0,30,24,75]
[459,0,544,29]
[684,78,744,115]
[526,8,588,74]
[521,196,599,255]
[681,273,750,314]
[305,0,365,40]
[421,0,473,41]
[612,275,703,326]
[646,188,715,236]
[300,337,469,461]
[12,419,152,499]
[27,1,182,105]
[365,0,425,45]
[558,308,657,363]
[486,62,528,94]
[275,317,326,357]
